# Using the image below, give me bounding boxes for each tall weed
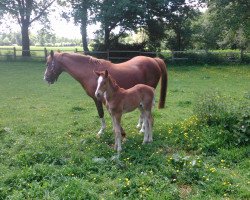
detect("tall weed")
[193,92,249,146]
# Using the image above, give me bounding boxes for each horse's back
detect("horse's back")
[109,56,162,89]
[127,84,155,100]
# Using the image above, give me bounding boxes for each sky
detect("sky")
[0,1,206,40]
[46,18,99,39]
[0,2,98,40]
[0,14,98,39]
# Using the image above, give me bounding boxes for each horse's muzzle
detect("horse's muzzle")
[44,76,55,84]
[95,91,103,101]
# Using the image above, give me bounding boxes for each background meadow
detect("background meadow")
[0,61,249,199]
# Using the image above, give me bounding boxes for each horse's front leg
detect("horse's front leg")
[94,100,106,136]
[110,109,126,140]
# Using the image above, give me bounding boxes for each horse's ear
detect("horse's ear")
[105,70,108,77]
[94,70,101,76]
[50,50,54,58]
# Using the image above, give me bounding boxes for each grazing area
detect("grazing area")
[0,61,249,199]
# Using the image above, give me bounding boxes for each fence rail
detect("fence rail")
[0,47,248,63]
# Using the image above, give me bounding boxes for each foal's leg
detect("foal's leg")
[137,106,145,133]
[142,110,153,143]
[136,112,143,129]
[147,111,153,143]
[142,111,149,144]
[94,100,106,135]
[112,114,122,152]
[110,110,126,140]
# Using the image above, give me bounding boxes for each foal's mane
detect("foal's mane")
[108,74,120,91]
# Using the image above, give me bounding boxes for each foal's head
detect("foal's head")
[94,70,109,99]
[44,50,63,84]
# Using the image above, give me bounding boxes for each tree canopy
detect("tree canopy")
[0,0,56,56]
[0,0,249,53]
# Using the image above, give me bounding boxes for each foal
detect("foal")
[94,70,154,152]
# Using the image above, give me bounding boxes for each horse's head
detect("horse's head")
[44,50,63,84]
[94,70,109,100]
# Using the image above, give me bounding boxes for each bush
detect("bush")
[90,40,146,51]
[194,92,250,146]
[194,92,232,126]
[164,51,250,65]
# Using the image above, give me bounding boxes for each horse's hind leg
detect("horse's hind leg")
[137,105,145,133]
[136,113,143,129]
[142,112,150,144]
[143,111,153,143]
[147,111,153,143]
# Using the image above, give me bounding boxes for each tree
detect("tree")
[207,0,250,50]
[69,0,99,51]
[191,11,221,50]
[37,28,56,46]
[0,0,56,56]
[137,0,200,50]
[95,0,140,49]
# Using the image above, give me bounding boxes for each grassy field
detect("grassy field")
[0,61,249,199]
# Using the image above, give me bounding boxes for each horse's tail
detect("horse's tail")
[154,57,168,109]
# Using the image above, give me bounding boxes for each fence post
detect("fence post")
[171,51,174,61]
[107,49,110,60]
[240,49,243,62]
[13,47,16,60]
[44,48,48,61]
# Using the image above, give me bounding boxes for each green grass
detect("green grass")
[0,61,249,199]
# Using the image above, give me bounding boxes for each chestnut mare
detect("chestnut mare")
[44,51,167,136]
[95,70,154,152]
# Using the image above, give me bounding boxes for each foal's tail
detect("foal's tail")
[154,57,168,109]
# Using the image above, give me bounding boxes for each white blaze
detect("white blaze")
[95,76,103,97]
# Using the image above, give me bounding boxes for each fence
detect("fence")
[0,47,249,63]
[0,47,49,61]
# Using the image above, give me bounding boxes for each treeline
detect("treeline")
[0,32,82,47]
[0,0,249,56]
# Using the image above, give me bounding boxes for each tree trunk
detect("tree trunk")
[81,7,89,52]
[176,29,181,51]
[104,27,110,50]
[81,25,89,52]
[21,22,31,57]
[240,48,243,62]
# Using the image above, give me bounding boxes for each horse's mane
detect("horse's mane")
[60,52,111,66]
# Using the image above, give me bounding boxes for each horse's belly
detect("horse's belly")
[122,102,140,113]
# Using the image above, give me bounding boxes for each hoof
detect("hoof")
[148,138,153,143]
[142,141,147,145]
[114,145,122,152]
[139,129,145,133]
[142,139,153,144]
[122,137,127,143]
[97,129,104,135]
